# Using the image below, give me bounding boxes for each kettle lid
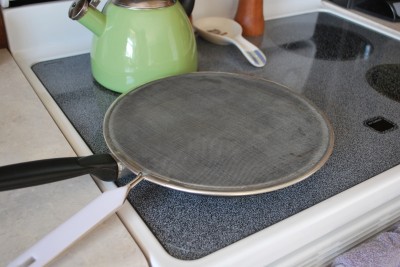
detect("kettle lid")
[112,0,176,9]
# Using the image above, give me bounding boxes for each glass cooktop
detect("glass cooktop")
[32,12,400,260]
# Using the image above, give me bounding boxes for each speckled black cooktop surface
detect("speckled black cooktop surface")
[32,12,400,260]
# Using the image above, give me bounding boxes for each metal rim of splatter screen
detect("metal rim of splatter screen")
[104,72,335,196]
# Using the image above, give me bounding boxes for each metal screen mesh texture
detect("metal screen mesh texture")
[105,72,333,195]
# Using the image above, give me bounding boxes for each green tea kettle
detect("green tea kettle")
[69,0,197,93]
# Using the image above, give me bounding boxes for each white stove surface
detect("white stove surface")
[3,1,400,266]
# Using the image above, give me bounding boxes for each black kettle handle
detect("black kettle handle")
[179,0,195,17]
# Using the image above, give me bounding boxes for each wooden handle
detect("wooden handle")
[234,0,265,37]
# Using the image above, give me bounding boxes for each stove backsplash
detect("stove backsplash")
[328,0,400,22]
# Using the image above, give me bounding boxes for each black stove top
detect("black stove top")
[32,12,400,260]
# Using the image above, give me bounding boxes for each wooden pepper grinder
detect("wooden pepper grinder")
[234,0,264,37]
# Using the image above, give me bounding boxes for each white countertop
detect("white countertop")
[0,49,148,266]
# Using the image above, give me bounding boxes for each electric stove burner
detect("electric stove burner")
[269,14,374,61]
[366,64,400,102]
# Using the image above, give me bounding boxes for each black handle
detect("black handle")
[179,0,195,17]
[5,0,59,8]
[0,154,119,191]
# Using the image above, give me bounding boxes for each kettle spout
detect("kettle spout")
[69,0,106,37]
